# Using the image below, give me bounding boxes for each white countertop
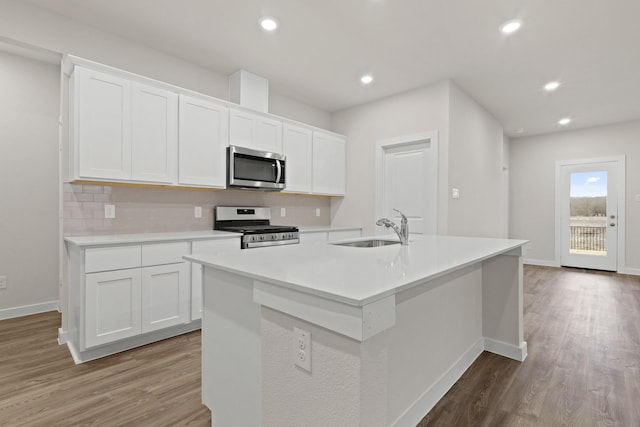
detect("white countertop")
[297,226,361,233]
[63,226,362,247]
[64,230,238,247]
[185,234,528,306]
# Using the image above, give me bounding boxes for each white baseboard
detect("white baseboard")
[623,267,640,276]
[524,258,559,268]
[0,301,59,321]
[484,338,528,362]
[392,338,484,427]
[66,320,202,364]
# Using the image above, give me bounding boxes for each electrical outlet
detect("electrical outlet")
[104,204,116,219]
[294,327,311,372]
[281,207,286,217]
[452,188,460,199]
[0,276,6,290]
[316,208,321,217]
[194,206,202,218]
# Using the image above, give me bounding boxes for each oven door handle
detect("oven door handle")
[275,159,282,183]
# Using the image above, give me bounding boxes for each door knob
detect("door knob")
[610,223,616,227]
[610,215,616,219]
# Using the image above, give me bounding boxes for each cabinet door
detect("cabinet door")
[75,67,132,180]
[178,95,228,187]
[141,263,189,332]
[229,108,283,154]
[85,268,142,348]
[312,132,346,196]
[131,83,178,183]
[283,124,312,193]
[190,238,240,320]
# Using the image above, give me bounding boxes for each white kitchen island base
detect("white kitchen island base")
[188,235,527,426]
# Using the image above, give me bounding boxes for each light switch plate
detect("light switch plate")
[281,207,286,217]
[316,208,321,217]
[104,204,116,219]
[194,206,202,218]
[452,188,460,199]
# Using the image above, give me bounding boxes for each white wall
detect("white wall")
[510,119,640,272]
[448,84,506,237]
[0,51,59,315]
[330,80,506,238]
[331,81,450,236]
[0,0,331,128]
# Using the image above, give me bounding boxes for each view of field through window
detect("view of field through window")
[570,171,607,255]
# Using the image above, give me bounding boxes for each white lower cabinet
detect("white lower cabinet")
[141,262,189,332]
[85,268,142,348]
[82,242,190,350]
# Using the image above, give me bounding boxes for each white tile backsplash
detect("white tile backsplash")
[63,185,332,236]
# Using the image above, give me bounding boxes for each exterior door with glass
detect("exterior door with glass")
[558,159,621,271]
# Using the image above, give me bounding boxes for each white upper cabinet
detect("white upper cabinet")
[312,131,346,196]
[74,67,132,181]
[282,124,313,194]
[72,66,178,184]
[178,95,229,188]
[229,108,283,154]
[66,57,346,194]
[131,83,178,183]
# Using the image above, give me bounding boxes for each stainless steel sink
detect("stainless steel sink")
[332,239,401,248]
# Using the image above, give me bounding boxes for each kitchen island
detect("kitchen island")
[185,234,528,427]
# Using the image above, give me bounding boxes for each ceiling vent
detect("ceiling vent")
[229,69,269,113]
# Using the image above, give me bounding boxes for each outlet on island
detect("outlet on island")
[293,327,311,372]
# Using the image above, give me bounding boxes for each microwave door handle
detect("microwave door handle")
[276,159,282,183]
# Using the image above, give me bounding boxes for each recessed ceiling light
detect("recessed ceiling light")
[360,75,374,85]
[544,81,561,91]
[500,19,522,34]
[259,16,279,31]
[558,117,571,126]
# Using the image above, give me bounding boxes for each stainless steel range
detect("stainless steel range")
[214,206,299,249]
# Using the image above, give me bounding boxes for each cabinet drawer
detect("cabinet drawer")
[85,245,142,273]
[142,241,190,266]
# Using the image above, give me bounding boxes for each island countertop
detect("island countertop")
[185,234,528,306]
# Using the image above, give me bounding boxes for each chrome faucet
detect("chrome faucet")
[376,208,409,245]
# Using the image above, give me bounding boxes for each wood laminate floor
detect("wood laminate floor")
[1,265,639,426]
[418,265,640,427]
[0,314,210,426]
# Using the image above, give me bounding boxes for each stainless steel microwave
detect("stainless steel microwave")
[227,145,286,191]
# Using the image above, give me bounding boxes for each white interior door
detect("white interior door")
[376,133,438,235]
[558,159,622,271]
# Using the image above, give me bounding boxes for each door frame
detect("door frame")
[374,131,438,235]
[554,155,626,272]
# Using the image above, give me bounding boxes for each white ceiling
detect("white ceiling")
[22,0,640,137]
